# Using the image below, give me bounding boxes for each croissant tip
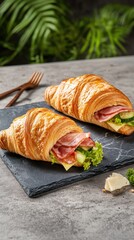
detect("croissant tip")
[0,130,7,150]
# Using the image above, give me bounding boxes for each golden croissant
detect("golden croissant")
[44,74,134,135]
[0,108,103,171]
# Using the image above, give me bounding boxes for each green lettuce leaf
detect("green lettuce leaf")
[126,168,134,186]
[49,152,57,164]
[108,113,134,126]
[76,141,103,170]
[114,114,122,124]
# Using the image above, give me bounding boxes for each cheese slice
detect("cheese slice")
[61,162,75,171]
[107,122,125,131]
[104,172,130,193]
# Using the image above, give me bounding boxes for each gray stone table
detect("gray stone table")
[0,56,134,240]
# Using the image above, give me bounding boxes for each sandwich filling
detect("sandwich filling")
[94,106,134,131]
[50,132,103,171]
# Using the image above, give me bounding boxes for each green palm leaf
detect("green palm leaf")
[0,0,68,64]
[0,1,134,65]
[80,4,134,59]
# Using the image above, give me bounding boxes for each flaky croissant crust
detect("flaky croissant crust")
[0,108,82,161]
[44,74,134,135]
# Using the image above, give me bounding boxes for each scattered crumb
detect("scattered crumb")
[130,189,134,193]
[102,188,107,193]
[102,188,111,194]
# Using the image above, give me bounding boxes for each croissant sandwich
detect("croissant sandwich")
[0,108,103,171]
[44,74,134,135]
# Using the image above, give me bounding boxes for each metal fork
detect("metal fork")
[0,72,43,107]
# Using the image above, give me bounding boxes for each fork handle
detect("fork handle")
[5,89,24,107]
[0,82,28,100]
[0,87,21,99]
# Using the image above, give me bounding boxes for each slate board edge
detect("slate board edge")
[28,159,134,198]
[1,149,133,198]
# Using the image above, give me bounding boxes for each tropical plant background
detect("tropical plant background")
[0,0,134,65]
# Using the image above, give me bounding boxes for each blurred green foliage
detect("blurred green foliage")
[0,0,134,65]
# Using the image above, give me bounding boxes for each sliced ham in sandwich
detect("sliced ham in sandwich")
[50,132,103,171]
[94,106,134,133]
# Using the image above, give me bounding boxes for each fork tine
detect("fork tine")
[32,73,43,85]
[36,73,44,84]
[30,72,43,85]
[29,72,37,82]
[31,72,44,86]
[29,72,39,83]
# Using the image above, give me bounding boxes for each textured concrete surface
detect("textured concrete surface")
[0,56,134,240]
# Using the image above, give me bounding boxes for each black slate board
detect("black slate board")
[0,101,134,197]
